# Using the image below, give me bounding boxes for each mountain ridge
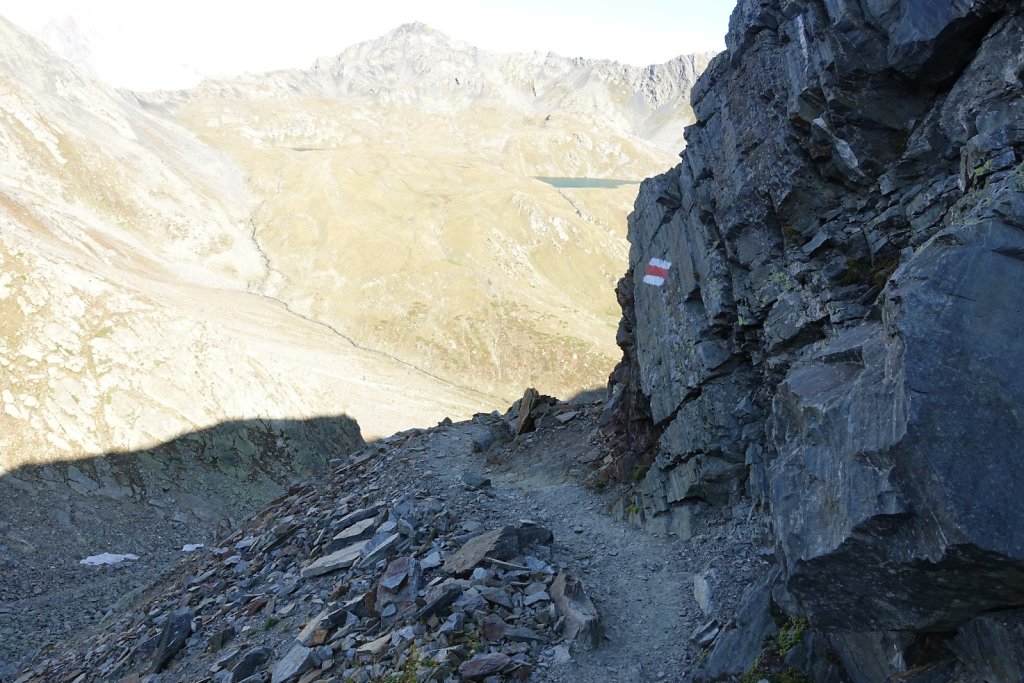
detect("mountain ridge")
[144,21,714,153]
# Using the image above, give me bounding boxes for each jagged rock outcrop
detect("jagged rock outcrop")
[607,0,1024,679]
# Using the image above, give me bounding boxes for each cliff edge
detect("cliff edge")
[606,0,1024,679]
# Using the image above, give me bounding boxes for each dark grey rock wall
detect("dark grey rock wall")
[607,0,1024,679]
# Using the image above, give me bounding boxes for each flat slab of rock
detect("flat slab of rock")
[335,506,380,529]
[551,572,603,650]
[300,540,367,578]
[356,532,404,569]
[459,652,513,680]
[691,619,721,648]
[443,526,520,576]
[356,632,391,656]
[333,516,377,544]
[513,388,539,436]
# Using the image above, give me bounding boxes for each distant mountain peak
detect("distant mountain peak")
[375,21,459,47]
[39,15,98,75]
[391,21,438,36]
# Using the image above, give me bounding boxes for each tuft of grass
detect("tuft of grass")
[385,646,421,683]
[777,617,808,656]
[736,616,810,683]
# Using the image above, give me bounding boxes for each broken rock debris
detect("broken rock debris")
[24,429,603,682]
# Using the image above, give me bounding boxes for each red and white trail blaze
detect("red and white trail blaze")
[643,258,671,287]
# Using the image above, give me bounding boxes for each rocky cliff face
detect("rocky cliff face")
[607,0,1024,679]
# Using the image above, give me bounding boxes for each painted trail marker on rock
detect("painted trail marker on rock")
[643,258,671,287]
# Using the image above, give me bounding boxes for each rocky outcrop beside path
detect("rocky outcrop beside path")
[605,0,1024,679]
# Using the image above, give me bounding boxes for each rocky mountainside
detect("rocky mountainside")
[603,0,1024,680]
[150,23,715,404]
[11,398,771,683]
[12,3,1024,682]
[0,17,721,683]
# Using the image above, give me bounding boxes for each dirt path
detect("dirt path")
[413,408,768,682]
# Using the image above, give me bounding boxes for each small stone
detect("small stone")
[271,644,316,683]
[478,585,513,610]
[334,506,381,529]
[332,517,378,545]
[356,633,391,657]
[341,590,377,619]
[461,472,492,490]
[419,550,442,570]
[524,591,550,606]
[356,533,404,569]
[694,570,715,616]
[229,647,271,682]
[550,645,572,665]
[415,582,464,619]
[66,465,99,493]
[207,626,235,653]
[690,619,721,648]
[312,645,333,666]
[480,614,509,642]
[437,612,465,636]
[297,607,347,646]
[234,536,257,550]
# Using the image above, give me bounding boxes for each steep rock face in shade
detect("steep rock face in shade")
[605,0,1024,679]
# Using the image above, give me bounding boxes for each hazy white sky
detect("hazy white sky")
[0,1,735,90]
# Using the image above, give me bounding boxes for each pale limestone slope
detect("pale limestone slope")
[0,18,494,473]
[162,24,713,400]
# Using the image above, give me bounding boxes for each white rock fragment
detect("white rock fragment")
[80,552,139,566]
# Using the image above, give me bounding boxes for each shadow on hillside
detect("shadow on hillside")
[0,413,364,680]
[566,386,608,405]
[3,413,364,489]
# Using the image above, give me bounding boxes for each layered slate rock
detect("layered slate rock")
[22,426,596,682]
[605,0,1024,679]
